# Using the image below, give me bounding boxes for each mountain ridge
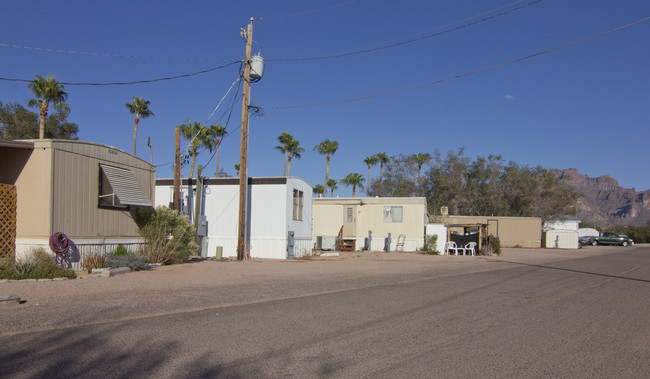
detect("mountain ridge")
[552,168,650,226]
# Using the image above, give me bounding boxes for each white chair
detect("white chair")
[465,242,477,256]
[445,241,459,256]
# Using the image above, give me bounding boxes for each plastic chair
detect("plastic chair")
[445,241,459,256]
[465,242,477,256]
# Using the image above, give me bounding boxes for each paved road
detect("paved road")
[1,246,649,378]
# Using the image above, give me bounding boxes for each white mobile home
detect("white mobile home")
[155,177,312,259]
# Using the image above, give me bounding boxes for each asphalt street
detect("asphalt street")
[1,246,649,378]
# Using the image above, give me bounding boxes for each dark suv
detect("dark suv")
[593,232,634,246]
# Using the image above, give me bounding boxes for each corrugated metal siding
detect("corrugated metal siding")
[50,142,154,239]
[155,177,314,259]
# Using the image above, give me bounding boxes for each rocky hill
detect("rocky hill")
[552,168,650,226]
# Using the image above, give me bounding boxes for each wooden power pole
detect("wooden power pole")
[174,126,181,213]
[237,18,254,260]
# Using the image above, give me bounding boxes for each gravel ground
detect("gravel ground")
[0,246,628,336]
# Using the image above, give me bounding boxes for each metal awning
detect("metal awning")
[99,164,152,206]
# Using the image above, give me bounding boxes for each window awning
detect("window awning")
[100,164,152,206]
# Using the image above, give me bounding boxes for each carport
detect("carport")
[446,223,487,252]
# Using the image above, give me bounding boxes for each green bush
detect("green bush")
[138,206,198,264]
[110,244,129,256]
[423,234,440,255]
[0,248,76,280]
[480,235,501,256]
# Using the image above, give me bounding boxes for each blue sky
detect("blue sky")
[2,0,649,195]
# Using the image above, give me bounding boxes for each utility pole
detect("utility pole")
[174,126,181,213]
[237,17,253,260]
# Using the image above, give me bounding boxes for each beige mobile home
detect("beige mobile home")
[312,197,427,252]
[442,215,542,248]
[0,140,154,260]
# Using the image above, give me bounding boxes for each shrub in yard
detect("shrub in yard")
[110,244,129,256]
[479,235,501,256]
[423,234,440,255]
[0,247,75,280]
[81,251,108,272]
[138,206,199,264]
[107,253,150,271]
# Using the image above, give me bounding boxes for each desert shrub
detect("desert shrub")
[110,244,129,256]
[0,247,75,280]
[107,253,150,271]
[138,206,198,264]
[82,251,108,272]
[479,235,501,256]
[423,234,440,255]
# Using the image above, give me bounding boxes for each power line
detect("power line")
[272,15,650,110]
[0,42,237,62]
[0,61,241,86]
[267,0,541,62]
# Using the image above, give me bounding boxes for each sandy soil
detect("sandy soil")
[0,246,629,336]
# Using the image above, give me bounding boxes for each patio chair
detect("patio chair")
[465,242,477,256]
[445,241,460,256]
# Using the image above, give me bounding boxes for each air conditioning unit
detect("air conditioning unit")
[316,236,337,250]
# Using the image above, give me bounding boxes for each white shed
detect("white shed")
[544,230,579,249]
[155,177,312,259]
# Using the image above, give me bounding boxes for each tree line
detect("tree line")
[373,148,580,221]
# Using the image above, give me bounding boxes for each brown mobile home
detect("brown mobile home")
[0,140,154,260]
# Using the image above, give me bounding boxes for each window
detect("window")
[292,189,303,221]
[98,164,152,209]
[346,207,354,223]
[383,206,403,223]
[99,166,126,209]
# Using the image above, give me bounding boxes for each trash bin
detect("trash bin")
[216,246,223,259]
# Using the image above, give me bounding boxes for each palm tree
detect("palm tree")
[235,163,240,176]
[314,139,339,195]
[340,173,365,198]
[125,97,154,155]
[363,155,379,196]
[286,138,304,176]
[313,184,324,198]
[376,152,389,195]
[327,178,338,198]
[204,123,227,177]
[274,131,292,176]
[411,153,432,196]
[28,74,69,140]
[179,120,207,181]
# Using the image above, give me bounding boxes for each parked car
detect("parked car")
[578,235,596,246]
[592,232,634,246]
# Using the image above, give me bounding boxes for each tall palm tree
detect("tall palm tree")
[275,131,292,176]
[327,178,338,198]
[125,97,154,155]
[411,153,432,196]
[363,155,379,196]
[313,184,325,198]
[28,74,69,140]
[286,137,304,176]
[204,123,227,177]
[179,120,207,181]
[314,139,339,195]
[235,163,240,176]
[340,173,365,198]
[376,152,389,195]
